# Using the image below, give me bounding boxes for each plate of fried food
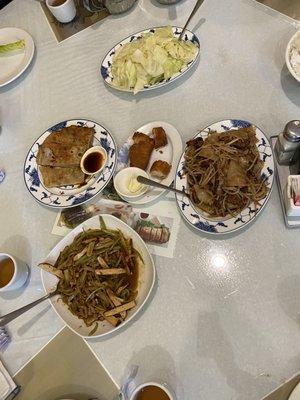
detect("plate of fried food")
[39,214,156,338]
[24,119,117,209]
[175,119,274,235]
[116,121,182,204]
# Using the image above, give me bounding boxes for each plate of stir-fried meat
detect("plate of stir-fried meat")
[174,119,274,235]
[39,214,155,338]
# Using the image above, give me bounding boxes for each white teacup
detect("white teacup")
[129,382,175,400]
[46,0,77,23]
[0,253,29,292]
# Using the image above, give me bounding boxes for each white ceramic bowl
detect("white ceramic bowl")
[130,382,175,400]
[285,30,300,83]
[0,253,29,292]
[80,145,107,175]
[41,214,156,338]
[114,167,149,202]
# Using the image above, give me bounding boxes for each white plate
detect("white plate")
[116,121,182,205]
[0,27,35,87]
[101,26,200,93]
[175,119,274,235]
[289,383,300,400]
[24,119,117,209]
[41,214,156,338]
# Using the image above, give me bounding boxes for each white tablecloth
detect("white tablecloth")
[0,1,300,399]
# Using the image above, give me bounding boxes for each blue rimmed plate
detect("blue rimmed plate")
[24,119,117,209]
[175,119,274,235]
[100,26,200,93]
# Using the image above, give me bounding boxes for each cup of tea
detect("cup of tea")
[129,382,175,400]
[0,253,29,292]
[46,0,77,23]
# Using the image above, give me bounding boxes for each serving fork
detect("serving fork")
[0,288,59,327]
[137,175,190,198]
[179,0,205,40]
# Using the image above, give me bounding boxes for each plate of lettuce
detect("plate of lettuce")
[0,27,34,87]
[101,26,200,94]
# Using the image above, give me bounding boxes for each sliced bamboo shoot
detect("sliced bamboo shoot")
[95,268,126,276]
[97,256,109,269]
[73,247,88,261]
[104,301,136,317]
[38,263,63,279]
[104,315,120,327]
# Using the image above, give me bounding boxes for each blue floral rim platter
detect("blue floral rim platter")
[24,119,117,209]
[100,26,200,93]
[175,119,275,235]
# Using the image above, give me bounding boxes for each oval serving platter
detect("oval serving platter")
[115,121,182,205]
[41,214,156,339]
[24,119,117,209]
[174,119,274,235]
[101,26,200,93]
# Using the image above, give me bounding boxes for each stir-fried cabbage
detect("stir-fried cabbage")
[111,26,198,94]
[0,39,25,55]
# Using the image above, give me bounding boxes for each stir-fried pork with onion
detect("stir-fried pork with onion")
[184,126,269,218]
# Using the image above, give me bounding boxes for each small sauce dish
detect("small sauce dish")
[80,146,107,176]
[114,167,149,202]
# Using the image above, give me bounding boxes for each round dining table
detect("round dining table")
[0,0,300,399]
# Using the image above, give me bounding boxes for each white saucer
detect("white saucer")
[289,383,300,400]
[116,121,182,205]
[0,27,35,87]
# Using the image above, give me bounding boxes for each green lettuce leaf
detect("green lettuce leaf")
[0,39,25,55]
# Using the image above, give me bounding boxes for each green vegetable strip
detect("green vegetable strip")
[0,39,25,54]
[99,216,107,230]
[89,322,98,336]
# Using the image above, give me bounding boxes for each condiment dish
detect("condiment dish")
[114,167,149,202]
[80,146,107,175]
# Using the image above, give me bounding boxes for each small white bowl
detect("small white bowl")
[80,146,107,175]
[285,30,300,83]
[0,253,29,292]
[114,167,149,202]
[129,382,175,400]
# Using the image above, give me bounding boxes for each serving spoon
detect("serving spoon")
[137,175,189,198]
[0,287,59,326]
[179,0,205,40]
